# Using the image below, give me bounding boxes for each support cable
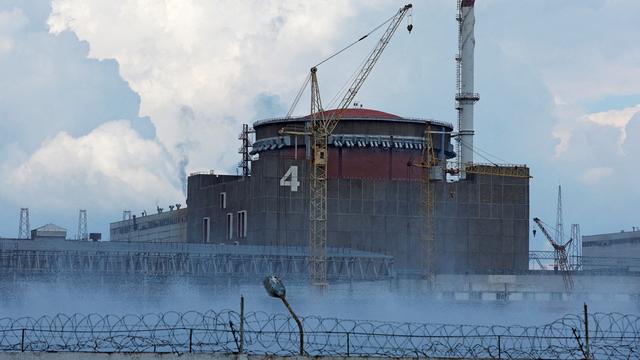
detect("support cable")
[288,11,398,116]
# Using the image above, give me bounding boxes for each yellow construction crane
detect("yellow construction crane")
[533,217,574,292]
[407,126,439,286]
[283,4,413,287]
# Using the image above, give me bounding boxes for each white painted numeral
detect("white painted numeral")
[280,166,300,192]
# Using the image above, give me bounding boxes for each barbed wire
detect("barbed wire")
[1,309,639,358]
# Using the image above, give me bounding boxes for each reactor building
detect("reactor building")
[184,0,529,274]
[186,107,530,274]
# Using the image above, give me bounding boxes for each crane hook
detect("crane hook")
[406,7,413,33]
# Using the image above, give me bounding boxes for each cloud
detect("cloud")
[0,1,177,236]
[582,104,640,153]
[46,0,378,173]
[1,120,182,212]
[579,167,613,186]
[0,7,27,55]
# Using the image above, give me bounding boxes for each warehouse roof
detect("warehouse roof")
[34,223,67,232]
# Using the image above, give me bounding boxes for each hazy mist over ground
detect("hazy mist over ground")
[2,277,637,327]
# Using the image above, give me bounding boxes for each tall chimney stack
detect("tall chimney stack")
[456,0,480,176]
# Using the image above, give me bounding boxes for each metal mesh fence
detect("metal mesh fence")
[1,310,639,358]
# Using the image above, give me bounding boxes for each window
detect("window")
[226,213,233,240]
[220,192,227,209]
[202,217,210,243]
[237,210,247,239]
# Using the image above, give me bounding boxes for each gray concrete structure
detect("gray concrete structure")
[582,230,640,271]
[110,208,187,243]
[30,224,66,240]
[187,109,530,274]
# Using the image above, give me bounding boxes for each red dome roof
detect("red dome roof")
[306,108,401,120]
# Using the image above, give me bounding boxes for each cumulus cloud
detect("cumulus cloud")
[1,120,182,211]
[47,0,374,173]
[0,1,178,236]
[0,2,151,159]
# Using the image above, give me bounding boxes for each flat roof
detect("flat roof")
[583,230,640,243]
[253,108,454,130]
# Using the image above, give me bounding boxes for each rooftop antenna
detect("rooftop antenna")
[77,209,88,241]
[18,208,30,239]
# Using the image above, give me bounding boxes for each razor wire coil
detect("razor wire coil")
[1,310,639,358]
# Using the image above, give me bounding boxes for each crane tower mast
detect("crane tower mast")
[307,4,413,286]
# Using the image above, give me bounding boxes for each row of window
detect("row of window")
[202,210,247,243]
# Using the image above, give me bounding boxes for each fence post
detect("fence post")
[584,303,590,359]
[240,295,245,354]
[189,328,193,353]
[346,332,350,357]
[497,335,501,359]
[21,329,25,352]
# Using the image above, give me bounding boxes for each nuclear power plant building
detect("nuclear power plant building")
[186,109,530,274]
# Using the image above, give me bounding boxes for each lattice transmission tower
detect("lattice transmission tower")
[77,209,88,241]
[18,208,30,239]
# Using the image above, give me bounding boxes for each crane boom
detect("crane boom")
[533,217,574,291]
[307,4,413,287]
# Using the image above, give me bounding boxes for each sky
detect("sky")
[0,0,638,250]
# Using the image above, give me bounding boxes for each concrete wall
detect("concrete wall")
[583,230,640,259]
[110,208,187,243]
[186,151,529,274]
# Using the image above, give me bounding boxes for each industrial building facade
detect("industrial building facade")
[186,109,530,274]
[110,208,187,243]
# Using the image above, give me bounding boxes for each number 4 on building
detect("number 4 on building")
[280,166,300,192]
